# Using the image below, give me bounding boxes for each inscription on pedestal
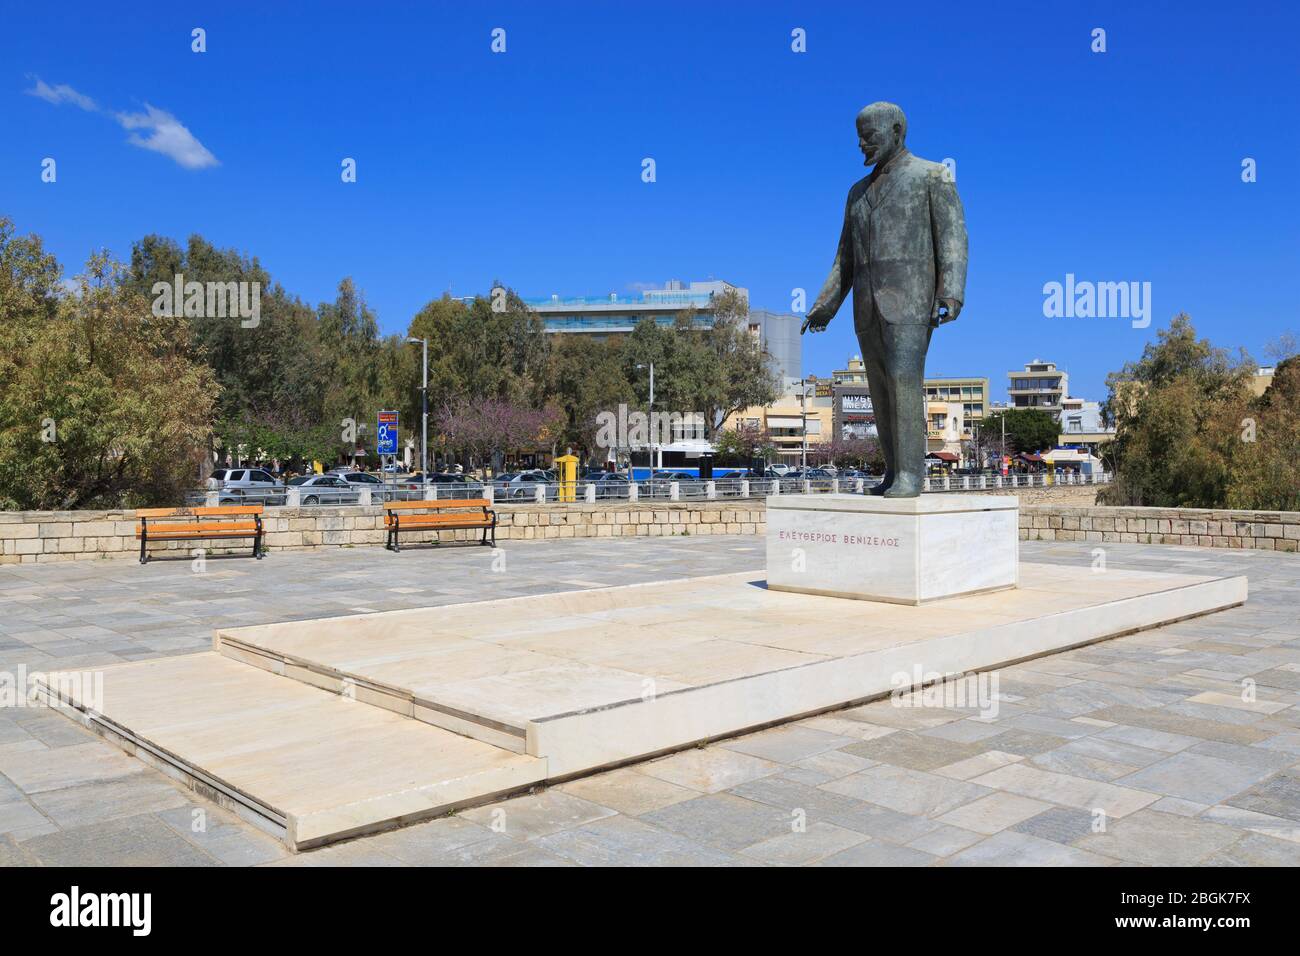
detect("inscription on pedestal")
[766,494,1018,605]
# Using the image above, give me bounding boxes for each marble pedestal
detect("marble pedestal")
[766,493,1019,604]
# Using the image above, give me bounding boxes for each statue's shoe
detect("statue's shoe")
[882,476,922,498]
[868,471,894,496]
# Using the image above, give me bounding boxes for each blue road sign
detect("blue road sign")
[377,411,399,455]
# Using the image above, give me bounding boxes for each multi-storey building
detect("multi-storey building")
[924,376,988,437]
[1007,360,1069,419]
[516,279,800,384]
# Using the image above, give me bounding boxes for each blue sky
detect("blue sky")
[3,0,1297,402]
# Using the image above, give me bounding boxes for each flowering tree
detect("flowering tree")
[713,422,774,465]
[436,397,564,472]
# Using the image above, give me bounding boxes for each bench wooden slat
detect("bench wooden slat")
[387,516,493,528]
[383,499,491,510]
[136,522,260,536]
[137,506,264,518]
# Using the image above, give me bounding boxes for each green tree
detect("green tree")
[1099,313,1253,507]
[0,221,217,509]
[1222,356,1300,511]
[977,408,1059,456]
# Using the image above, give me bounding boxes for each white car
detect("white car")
[207,468,284,504]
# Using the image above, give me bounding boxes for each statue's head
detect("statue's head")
[856,102,907,168]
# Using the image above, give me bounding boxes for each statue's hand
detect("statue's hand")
[931,297,962,325]
[801,308,831,334]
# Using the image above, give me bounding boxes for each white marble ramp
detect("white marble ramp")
[216,563,1246,776]
[36,653,546,849]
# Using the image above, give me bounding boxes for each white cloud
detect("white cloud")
[114,104,219,170]
[25,77,97,111]
[24,76,219,170]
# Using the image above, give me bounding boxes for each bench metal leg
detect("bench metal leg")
[139,533,148,564]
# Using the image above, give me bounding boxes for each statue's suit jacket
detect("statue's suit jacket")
[811,149,968,331]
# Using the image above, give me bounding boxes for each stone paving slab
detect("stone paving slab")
[1,536,1299,865]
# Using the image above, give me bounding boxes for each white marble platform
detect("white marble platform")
[766,493,1019,604]
[39,562,1246,850]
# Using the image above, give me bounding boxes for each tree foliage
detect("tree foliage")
[0,220,217,509]
[1099,313,1255,507]
[976,408,1059,456]
[2,219,789,507]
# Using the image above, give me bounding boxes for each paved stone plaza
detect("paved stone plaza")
[2,536,1299,866]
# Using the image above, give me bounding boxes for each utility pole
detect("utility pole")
[408,337,428,479]
[800,378,810,471]
[649,362,656,473]
[636,362,656,476]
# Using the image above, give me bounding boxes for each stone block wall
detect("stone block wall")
[4,497,1299,564]
[0,502,767,564]
[1019,505,1300,552]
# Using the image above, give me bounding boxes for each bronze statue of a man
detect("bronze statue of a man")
[803,102,968,497]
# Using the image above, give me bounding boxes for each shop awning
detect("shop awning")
[1042,448,1093,463]
[926,451,959,462]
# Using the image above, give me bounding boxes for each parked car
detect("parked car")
[340,472,383,485]
[207,468,284,504]
[640,470,698,498]
[495,470,556,500]
[766,463,794,477]
[788,467,834,480]
[583,472,631,498]
[287,474,361,505]
[402,473,486,497]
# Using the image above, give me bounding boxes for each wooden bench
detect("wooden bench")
[136,506,265,564]
[384,499,496,552]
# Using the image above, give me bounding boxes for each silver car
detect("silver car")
[494,470,557,501]
[287,474,362,505]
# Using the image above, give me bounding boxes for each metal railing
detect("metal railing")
[186,472,1112,509]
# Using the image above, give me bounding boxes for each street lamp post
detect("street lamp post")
[407,337,428,480]
[800,378,811,472]
[635,362,655,477]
